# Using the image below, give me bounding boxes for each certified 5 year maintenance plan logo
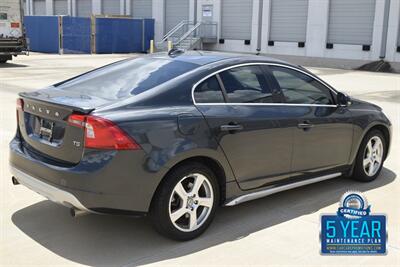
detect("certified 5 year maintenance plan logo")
[320,191,387,255]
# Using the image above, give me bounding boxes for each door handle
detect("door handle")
[220,124,243,132]
[297,121,314,130]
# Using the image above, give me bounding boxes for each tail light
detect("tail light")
[68,114,141,150]
[16,98,24,110]
[16,98,24,124]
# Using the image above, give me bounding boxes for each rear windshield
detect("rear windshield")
[55,57,198,100]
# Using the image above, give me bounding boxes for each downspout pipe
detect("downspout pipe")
[256,0,264,54]
[380,0,391,59]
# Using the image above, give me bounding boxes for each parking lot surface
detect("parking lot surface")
[1,54,399,266]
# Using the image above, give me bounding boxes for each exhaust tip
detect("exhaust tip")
[12,177,19,185]
[70,208,89,218]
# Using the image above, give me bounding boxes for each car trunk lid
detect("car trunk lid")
[17,89,109,164]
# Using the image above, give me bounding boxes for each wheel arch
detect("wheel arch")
[151,155,229,208]
[362,124,391,160]
[351,123,391,167]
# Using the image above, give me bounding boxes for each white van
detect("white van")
[0,0,27,63]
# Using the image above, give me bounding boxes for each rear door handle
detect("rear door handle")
[297,121,314,130]
[220,124,244,132]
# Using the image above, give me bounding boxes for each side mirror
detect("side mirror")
[337,92,351,106]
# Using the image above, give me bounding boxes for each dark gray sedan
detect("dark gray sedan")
[9,51,391,240]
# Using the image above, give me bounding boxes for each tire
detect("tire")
[149,162,220,241]
[352,129,386,182]
[0,60,7,64]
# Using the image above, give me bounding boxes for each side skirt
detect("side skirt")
[224,172,342,206]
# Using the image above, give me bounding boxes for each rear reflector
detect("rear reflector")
[16,98,24,125]
[16,98,24,110]
[67,114,141,150]
[68,114,85,128]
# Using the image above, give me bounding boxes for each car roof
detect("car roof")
[148,50,291,66]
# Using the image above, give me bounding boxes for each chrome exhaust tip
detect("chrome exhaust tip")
[12,176,19,185]
[70,208,89,218]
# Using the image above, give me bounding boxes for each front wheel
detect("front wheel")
[150,162,219,240]
[352,130,386,182]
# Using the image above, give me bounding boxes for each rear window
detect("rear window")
[55,57,198,100]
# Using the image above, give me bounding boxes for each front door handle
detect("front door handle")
[297,121,314,130]
[220,124,243,132]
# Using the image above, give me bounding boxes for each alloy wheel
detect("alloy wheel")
[168,173,214,232]
[363,136,383,177]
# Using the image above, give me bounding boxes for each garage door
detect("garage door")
[33,0,46,15]
[76,0,92,17]
[165,0,189,33]
[131,0,152,18]
[327,0,376,45]
[54,0,68,15]
[221,0,253,40]
[102,0,120,15]
[269,0,308,42]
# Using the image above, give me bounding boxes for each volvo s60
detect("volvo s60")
[10,51,391,240]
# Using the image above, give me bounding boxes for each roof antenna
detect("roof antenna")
[168,48,185,57]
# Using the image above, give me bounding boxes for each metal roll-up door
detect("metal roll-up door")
[76,0,92,17]
[328,0,376,45]
[54,0,68,15]
[165,0,189,33]
[221,0,253,40]
[33,0,46,15]
[102,0,120,15]
[131,0,152,18]
[269,0,308,42]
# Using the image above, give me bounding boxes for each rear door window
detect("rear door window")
[194,76,225,103]
[219,66,274,103]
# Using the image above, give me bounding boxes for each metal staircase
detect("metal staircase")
[157,20,217,51]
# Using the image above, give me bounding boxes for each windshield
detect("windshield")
[55,57,198,100]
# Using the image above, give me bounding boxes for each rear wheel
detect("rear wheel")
[0,60,7,64]
[352,130,386,182]
[150,162,219,240]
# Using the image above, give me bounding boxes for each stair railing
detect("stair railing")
[174,22,202,48]
[157,20,194,49]
[157,21,218,51]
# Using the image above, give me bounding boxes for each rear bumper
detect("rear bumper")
[0,51,27,56]
[10,165,89,211]
[9,137,169,214]
[0,38,27,55]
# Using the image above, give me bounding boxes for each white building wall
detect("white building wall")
[67,0,72,15]
[71,0,76,15]
[198,0,399,64]
[22,0,400,64]
[120,0,125,15]
[46,0,53,15]
[92,0,101,14]
[386,0,400,62]
[199,0,258,53]
[152,0,164,42]
[304,0,329,57]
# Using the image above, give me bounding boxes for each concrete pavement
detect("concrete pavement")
[0,54,399,266]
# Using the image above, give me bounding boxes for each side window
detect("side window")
[269,66,334,105]
[219,66,273,103]
[194,76,225,103]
